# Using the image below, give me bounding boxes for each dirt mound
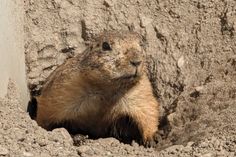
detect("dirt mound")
[0,81,78,156]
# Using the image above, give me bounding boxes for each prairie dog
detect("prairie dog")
[36,31,159,146]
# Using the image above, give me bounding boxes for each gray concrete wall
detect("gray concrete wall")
[0,0,29,106]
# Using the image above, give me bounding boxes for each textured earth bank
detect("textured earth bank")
[1,0,232,156]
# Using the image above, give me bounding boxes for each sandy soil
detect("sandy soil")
[0,81,235,156]
[1,0,236,156]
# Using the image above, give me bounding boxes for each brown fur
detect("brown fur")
[36,31,159,146]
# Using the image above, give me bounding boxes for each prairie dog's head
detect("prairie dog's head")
[79,31,145,87]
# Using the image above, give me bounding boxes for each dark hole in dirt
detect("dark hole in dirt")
[108,115,142,145]
[204,75,213,84]
[220,9,235,37]
[190,90,200,98]
[61,47,75,54]
[40,112,144,145]
[158,116,171,139]
[72,116,145,146]
[27,97,37,119]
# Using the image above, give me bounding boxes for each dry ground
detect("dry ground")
[1,0,236,157]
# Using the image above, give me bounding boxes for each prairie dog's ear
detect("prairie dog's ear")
[131,32,146,50]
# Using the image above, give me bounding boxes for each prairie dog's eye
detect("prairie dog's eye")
[102,42,112,51]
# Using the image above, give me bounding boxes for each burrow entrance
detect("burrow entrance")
[26,85,197,150]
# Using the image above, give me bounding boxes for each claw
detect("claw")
[143,137,157,148]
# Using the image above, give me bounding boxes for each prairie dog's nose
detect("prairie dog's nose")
[130,60,142,67]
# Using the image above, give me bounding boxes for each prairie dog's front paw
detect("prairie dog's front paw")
[143,137,157,148]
